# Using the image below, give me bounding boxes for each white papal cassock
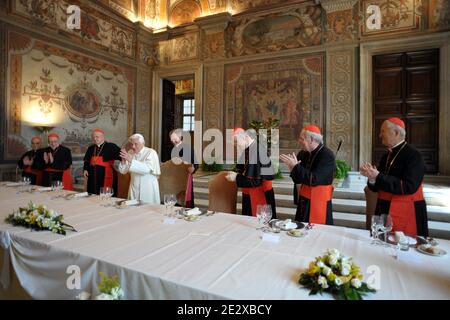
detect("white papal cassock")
[118,147,161,204]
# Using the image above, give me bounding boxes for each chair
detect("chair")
[208,171,237,214]
[364,186,378,230]
[117,172,131,199]
[159,160,190,206]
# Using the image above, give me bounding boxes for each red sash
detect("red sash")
[241,180,273,216]
[299,185,333,224]
[378,185,424,236]
[23,166,43,186]
[185,173,193,208]
[45,167,74,191]
[90,156,114,188]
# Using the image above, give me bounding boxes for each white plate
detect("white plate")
[287,229,307,238]
[274,220,304,231]
[387,234,417,246]
[416,244,447,257]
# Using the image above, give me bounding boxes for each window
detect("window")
[182,98,195,131]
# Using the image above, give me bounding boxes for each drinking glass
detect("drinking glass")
[371,215,382,245]
[378,214,393,245]
[51,180,63,198]
[164,194,177,216]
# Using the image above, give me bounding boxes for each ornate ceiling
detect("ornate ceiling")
[104,0,311,29]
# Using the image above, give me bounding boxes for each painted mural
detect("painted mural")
[171,33,199,62]
[429,0,450,30]
[14,0,135,58]
[169,0,201,26]
[227,5,322,57]
[224,54,324,151]
[230,0,304,14]
[326,9,355,42]
[6,30,134,160]
[361,0,423,36]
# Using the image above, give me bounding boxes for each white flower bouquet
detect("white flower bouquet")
[5,201,76,235]
[76,272,124,300]
[299,249,376,300]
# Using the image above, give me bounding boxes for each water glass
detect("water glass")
[371,215,382,245]
[51,180,63,198]
[164,194,177,216]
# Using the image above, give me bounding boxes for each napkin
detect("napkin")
[185,207,202,216]
[6,182,22,187]
[66,192,89,199]
[116,199,139,208]
[36,186,53,192]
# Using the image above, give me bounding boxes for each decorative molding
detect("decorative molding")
[203,65,223,131]
[136,68,151,141]
[327,48,355,167]
[319,0,358,13]
[194,11,232,33]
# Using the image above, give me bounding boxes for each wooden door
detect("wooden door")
[372,49,439,173]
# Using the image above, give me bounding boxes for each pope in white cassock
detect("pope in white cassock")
[118,133,161,204]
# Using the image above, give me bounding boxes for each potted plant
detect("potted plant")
[334,160,351,188]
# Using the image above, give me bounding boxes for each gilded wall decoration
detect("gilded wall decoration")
[325,9,356,42]
[208,0,227,14]
[174,79,195,94]
[429,0,450,30]
[224,54,324,152]
[5,30,134,160]
[328,50,353,166]
[203,31,225,60]
[171,33,199,62]
[14,0,135,58]
[361,0,423,36]
[139,42,160,66]
[169,0,201,26]
[144,0,162,27]
[227,6,322,57]
[230,0,301,14]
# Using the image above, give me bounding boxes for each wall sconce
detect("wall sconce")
[34,125,55,146]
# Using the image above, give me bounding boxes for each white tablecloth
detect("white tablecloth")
[0,186,449,300]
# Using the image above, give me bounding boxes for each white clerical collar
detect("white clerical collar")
[390,140,405,150]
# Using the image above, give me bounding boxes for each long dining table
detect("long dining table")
[0,184,449,300]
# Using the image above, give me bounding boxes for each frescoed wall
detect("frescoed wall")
[6,30,134,160]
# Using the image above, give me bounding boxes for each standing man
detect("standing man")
[17,136,44,185]
[118,133,161,204]
[83,128,121,195]
[360,118,428,236]
[280,125,335,225]
[39,132,74,190]
[169,129,198,208]
[226,128,277,218]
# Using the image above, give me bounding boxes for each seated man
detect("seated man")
[118,133,161,204]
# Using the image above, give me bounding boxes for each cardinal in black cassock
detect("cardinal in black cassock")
[361,117,428,237]
[83,128,121,195]
[17,136,44,185]
[227,128,277,218]
[169,129,199,208]
[37,132,73,190]
[281,125,335,225]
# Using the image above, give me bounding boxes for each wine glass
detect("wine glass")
[378,214,393,245]
[51,180,63,198]
[102,187,113,206]
[371,215,382,245]
[164,194,177,216]
[256,205,267,230]
[263,204,273,227]
[100,187,107,206]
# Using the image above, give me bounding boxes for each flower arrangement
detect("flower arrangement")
[4,201,76,235]
[299,249,376,300]
[76,272,124,300]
